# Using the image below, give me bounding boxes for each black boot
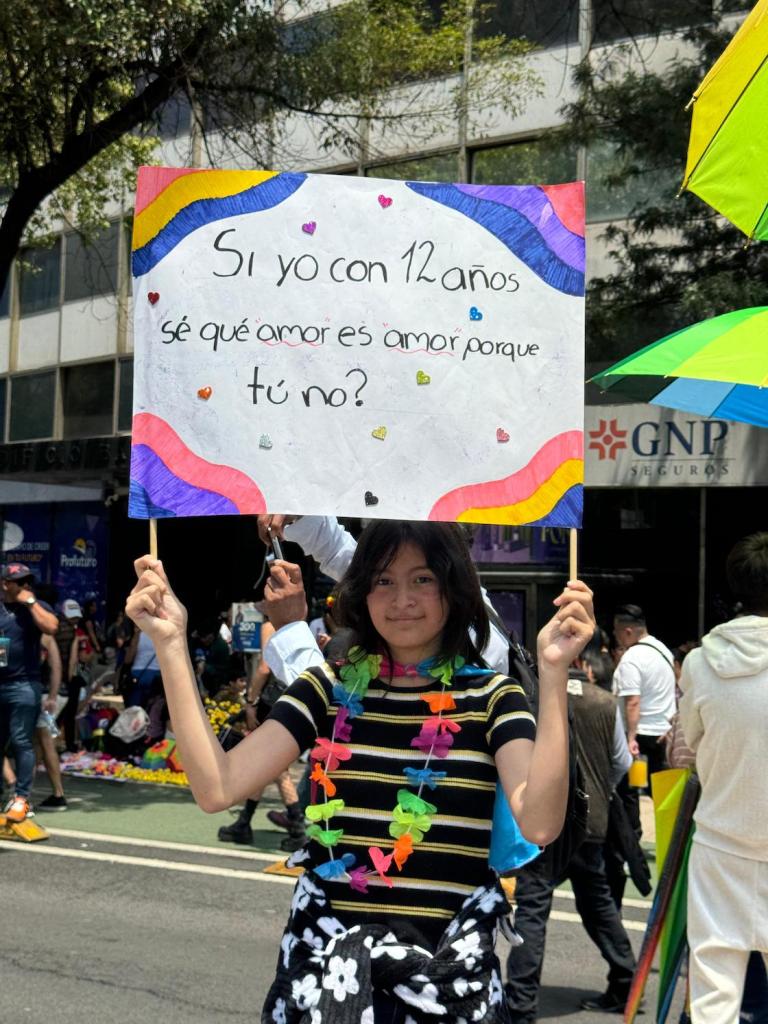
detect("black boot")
[218,799,258,845]
[279,802,307,852]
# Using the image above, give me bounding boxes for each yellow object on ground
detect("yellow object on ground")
[0,813,50,842]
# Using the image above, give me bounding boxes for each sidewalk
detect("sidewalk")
[31,772,291,853]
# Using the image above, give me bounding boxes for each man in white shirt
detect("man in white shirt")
[258,514,513,683]
[612,603,675,785]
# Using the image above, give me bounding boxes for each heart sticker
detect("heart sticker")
[378,194,393,208]
[372,426,387,441]
[259,434,273,450]
[197,386,212,401]
[302,221,316,235]
[416,370,431,386]
[147,292,160,305]
[496,427,510,443]
[365,491,379,506]
[469,306,483,321]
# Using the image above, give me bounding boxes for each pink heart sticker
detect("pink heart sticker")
[147,292,160,305]
[378,194,393,208]
[302,221,316,235]
[496,428,510,443]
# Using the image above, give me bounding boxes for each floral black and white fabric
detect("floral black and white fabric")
[262,869,516,1024]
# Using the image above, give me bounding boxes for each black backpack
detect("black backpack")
[495,621,590,884]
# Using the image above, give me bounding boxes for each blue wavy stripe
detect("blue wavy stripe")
[406,182,584,296]
[132,173,308,277]
[128,480,176,520]
[529,484,583,528]
[130,443,240,518]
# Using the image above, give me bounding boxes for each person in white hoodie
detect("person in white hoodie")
[679,532,768,1023]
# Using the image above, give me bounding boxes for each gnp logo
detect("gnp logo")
[588,419,627,461]
[589,415,731,478]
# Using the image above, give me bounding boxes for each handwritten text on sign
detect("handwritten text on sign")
[130,169,585,525]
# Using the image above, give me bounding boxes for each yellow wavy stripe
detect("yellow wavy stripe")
[133,169,279,250]
[458,459,583,525]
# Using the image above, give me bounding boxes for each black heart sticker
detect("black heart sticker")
[364,491,379,506]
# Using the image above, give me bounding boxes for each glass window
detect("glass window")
[9,372,56,441]
[472,136,578,185]
[367,152,458,182]
[61,362,115,439]
[586,139,679,221]
[154,94,192,139]
[592,0,713,43]
[0,274,9,318]
[19,244,61,316]
[117,358,133,432]
[0,378,6,442]
[476,0,579,48]
[64,222,120,302]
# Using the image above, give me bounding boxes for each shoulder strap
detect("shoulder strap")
[635,641,674,670]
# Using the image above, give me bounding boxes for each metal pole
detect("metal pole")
[697,488,706,637]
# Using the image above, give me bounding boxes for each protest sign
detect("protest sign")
[130,168,585,525]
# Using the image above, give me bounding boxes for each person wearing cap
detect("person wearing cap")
[56,598,85,753]
[0,563,59,822]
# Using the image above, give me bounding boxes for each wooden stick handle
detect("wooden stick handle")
[569,527,578,581]
[149,518,158,560]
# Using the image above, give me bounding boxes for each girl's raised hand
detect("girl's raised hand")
[537,579,595,671]
[125,556,188,644]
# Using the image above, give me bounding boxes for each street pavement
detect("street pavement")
[0,774,683,1023]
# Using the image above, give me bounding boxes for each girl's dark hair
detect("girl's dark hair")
[334,520,490,668]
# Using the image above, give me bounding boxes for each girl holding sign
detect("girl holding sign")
[126,521,594,1023]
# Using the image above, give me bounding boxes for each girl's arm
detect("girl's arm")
[495,580,595,847]
[126,557,300,812]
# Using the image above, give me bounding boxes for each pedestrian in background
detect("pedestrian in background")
[680,533,768,1022]
[0,563,58,822]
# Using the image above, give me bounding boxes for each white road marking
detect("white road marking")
[550,908,646,932]
[553,886,652,910]
[45,827,281,862]
[10,830,652,930]
[0,841,297,885]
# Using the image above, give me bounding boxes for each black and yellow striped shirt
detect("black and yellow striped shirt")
[268,662,536,949]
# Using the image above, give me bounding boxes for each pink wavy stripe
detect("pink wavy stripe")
[132,412,266,513]
[540,183,585,238]
[134,167,206,216]
[428,430,583,520]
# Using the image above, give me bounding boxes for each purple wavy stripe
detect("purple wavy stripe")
[456,185,585,273]
[131,444,239,516]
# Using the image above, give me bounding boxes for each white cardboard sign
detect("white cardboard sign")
[130,168,585,525]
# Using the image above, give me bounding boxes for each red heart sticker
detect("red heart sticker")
[147,292,160,305]
[197,386,212,400]
[496,428,510,443]
[378,194,393,208]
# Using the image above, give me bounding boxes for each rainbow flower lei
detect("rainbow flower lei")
[307,646,465,891]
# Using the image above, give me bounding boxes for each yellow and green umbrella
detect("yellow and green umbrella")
[592,307,768,428]
[681,0,768,240]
